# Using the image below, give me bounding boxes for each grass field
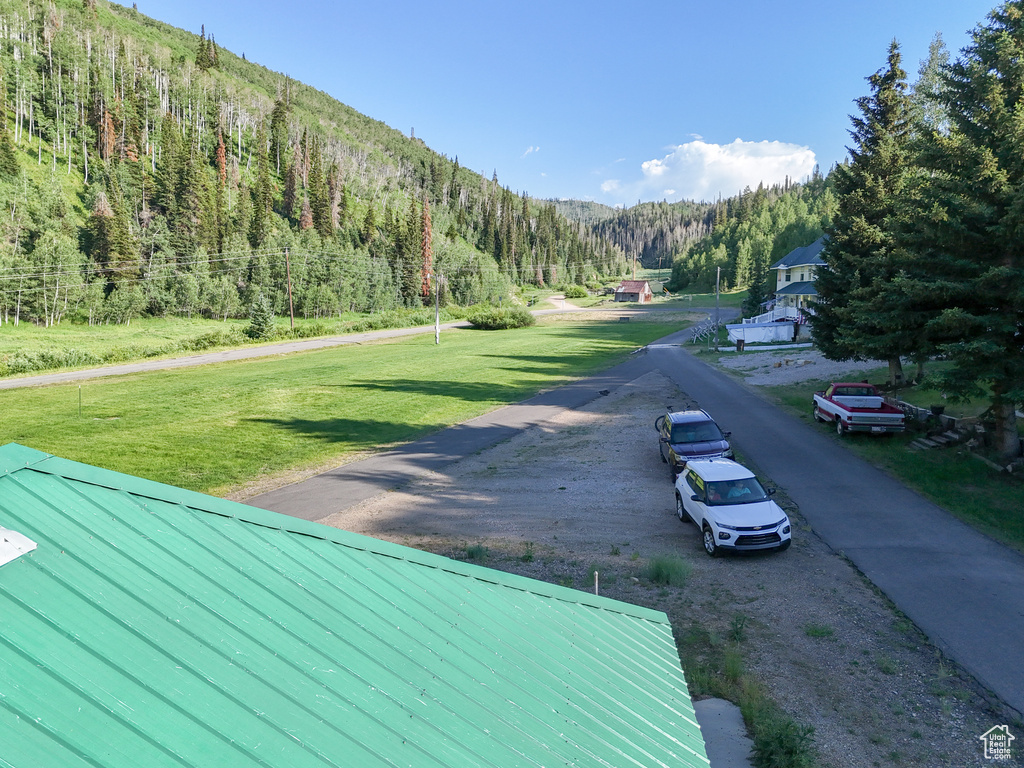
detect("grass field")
[0,315,679,495]
[762,371,1024,553]
[0,316,250,358]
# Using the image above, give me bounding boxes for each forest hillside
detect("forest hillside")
[0,0,628,327]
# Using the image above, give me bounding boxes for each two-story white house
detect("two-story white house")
[727,235,826,344]
[770,235,827,312]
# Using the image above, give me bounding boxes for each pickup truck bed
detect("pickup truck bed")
[813,382,905,435]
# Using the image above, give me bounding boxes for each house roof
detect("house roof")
[0,443,708,768]
[770,236,828,270]
[774,281,818,296]
[615,280,651,292]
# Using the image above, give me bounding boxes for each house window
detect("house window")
[799,273,805,281]
[785,272,791,282]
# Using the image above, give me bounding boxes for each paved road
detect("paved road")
[0,303,713,390]
[252,327,1024,718]
[0,321,470,390]
[641,333,1024,719]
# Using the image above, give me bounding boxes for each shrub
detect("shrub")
[740,681,817,768]
[645,555,692,586]
[467,306,536,330]
[563,284,588,299]
[0,348,102,376]
[182,329,247,350]
[286,321,335,339]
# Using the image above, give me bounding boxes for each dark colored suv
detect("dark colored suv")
[654,409,732,479]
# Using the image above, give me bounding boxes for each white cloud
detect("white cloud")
[604,138,816,203]
[521,145,540,158]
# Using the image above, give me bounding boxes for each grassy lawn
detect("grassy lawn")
[761,370,1024,553]
[661,289,748,309]
[0,315,678,495]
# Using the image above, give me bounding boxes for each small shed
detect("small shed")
[614,279,654,303]
[0,443,709,768]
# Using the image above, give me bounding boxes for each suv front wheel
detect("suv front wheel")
[676,494,690,523]
[702,524,719,557]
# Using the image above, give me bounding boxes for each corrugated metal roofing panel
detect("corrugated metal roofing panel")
[0,443,708,767]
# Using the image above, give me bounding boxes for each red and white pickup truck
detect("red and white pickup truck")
[812,382,905,435]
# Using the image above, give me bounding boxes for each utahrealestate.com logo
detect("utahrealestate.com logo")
[979,725,1015,761]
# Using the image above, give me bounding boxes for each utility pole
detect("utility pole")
[714,266,720,352]
[284,248,295,330]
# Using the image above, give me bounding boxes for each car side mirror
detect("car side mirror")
[690,494,701,502]
[659,436,669,443]
[767,488,776,496]
[722,431,732,438]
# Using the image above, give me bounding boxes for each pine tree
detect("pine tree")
[282,144,301,222]
[810,41,917,386]
[248,119,272,248]
[420,195,433,298]
[269,95,288,173]
[196,26,211,70]
[912,33,951,136]
[245,291,276,339]
[909,2,1024,460]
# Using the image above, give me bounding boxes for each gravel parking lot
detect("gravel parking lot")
[321,366,1013,767]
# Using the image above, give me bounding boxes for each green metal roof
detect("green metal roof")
[0,443,708,768]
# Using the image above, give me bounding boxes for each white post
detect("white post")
[434,271,440,345]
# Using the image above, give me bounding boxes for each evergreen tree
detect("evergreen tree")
[421,195,433,298]
[196,26,212,70]
[245,291,276,339]
[249,120,272,248]
[909,2,1024,459]
[282,144,301,222]
[810,41,917,386]
[307,139,332,238]
[912,33,951,136]
[269,96,288,173]
[0,62,17,178]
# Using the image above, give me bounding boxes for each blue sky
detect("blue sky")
[137,0,995,206]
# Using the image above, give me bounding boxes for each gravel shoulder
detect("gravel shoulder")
[320,367,1013,768]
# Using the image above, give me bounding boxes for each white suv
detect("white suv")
[674,459,791,557]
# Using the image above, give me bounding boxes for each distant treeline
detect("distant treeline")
[667,173,836,294]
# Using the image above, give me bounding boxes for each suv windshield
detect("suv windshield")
[671,422,724,443]
[704,477,768,505]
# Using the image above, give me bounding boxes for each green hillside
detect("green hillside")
[0,0,628,328]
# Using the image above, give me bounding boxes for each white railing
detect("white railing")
[743,306,801,324]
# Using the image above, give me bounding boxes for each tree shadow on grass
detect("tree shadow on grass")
[341,378,542,403]
[245,416,436,449]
